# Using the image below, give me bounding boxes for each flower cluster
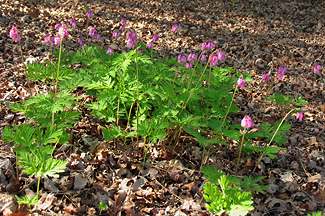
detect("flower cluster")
[187,53,197,62]
[127,31,138,49]
[207,50,225,67]
[86,9,93,19]
[277,64,287,80]
[88,27,100,39]
[45,23,69,45]
[69,18,76,27]
[9,25,21,42]
[202,41,215,50]
[178,54,187,65]
[58,23,69,39]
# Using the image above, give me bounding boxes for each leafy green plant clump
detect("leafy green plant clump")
[4,6,321,214]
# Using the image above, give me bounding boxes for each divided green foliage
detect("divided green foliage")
[202,166,268,216]
[2,124,67,178]
[294,96,308,106]
[307,212,323,216]
[267,93,294,105]
[246,119,291,145]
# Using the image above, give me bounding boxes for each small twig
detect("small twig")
[153,178,183,201]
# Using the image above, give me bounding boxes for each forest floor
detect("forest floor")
[0,0,325,215]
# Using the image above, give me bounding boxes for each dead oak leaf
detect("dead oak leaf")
[308,173,325,190]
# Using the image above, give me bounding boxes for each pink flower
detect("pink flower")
[178,55,187,65]
[201,42,207,50]
[153,35,159,42]
[54,37,61,45]
[55,23,61,29]
[128,40,135,49]
[106,48,114,55]
[119,25,125,31]
[112,31,119,38]
[296,112,303,121]
[217,50,225,59]
[262,74,269,82]
[277,64,287,80]
[207,41,215,50]
[314,64,321,73]
[44,35,51,43]
[9,25,21,42]
[186,63,192,69]
[94,34,101,39]
[89,27,95,36]
[237,77,246,89]
[126,31,138,47]
[137,49,143,54]
[147,42,152,48]
[201,54,206,61]
[187,53,197,62]
[78,38,83,45]
[69,18,76,27]
[209,54,218,67]
[241,115,254,128]
[172,24,178,32]
[86,9,93,18]
[58,24,69,39]
[121,18,127,25]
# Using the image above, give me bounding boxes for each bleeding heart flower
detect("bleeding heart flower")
[172,24,178,32]
[121,18,127,25]
[69,18,76,27]
[106,48,114,55]
[9,25,21,42]
[153,35,159,42]
[89,27,95,36]
[112,31,119,38]
[241,115,254,128]
[201,54,207,61]
[314,64,321,73]
[86,9,93,18]
[296,112,303,121]
[78,38,83,45]
[262,74,269,82]
[237,77,246,89]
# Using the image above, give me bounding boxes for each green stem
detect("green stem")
[97,41,104,63]
[18,39,32,96]
[252,109,296,174]
[181,68,189,88]
[51,35,63,126]
[36,175,41,205]
[206,67,212,121]
[235,127,247,175]
[136,50,140,151]
[201,84,238,166]
[186,51,204,91]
